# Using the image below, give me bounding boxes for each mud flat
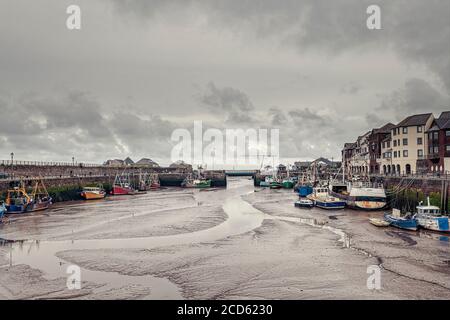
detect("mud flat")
[244,188,450,298]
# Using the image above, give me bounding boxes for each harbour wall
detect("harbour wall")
[0,163,227,202]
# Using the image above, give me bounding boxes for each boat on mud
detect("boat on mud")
[111,173,137,195]
[307,187,346,210]
[416,198,450,233]
[330,181,386,211]
[384,209,418,231]
[259,176,273,188]
[182,177,211,188]
[0,202,6,222]
[269,180,283,189]
[81,186,106,200]
[369,218,390,227]
[5,180,52,214]
[295,198,314,209]
[282,178,295,189]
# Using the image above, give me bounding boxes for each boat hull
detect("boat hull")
[384,214,418,231]
[6,200,52,214]
[295,201,314,208]
[330,191,386,211]
[111,186,136,195]
[417,216,450,233]
[81,191,106,200]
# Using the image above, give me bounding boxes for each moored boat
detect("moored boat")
[369,218,390,227]
[259,176,273,188]
[0,202,6,222]
[384,209,418,231]
[295,198,314,208]
[297,185,313,197]
[269,181,283,189]
[307,187,346,210]
[111,173,137,195]
[5,180,52,214]
[330,181,386,211]
[416,198,450,233]
[182,177,211,188]
[282,179,294,189]
[81,186,106,200]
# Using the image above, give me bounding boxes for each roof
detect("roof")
[343,142,356,150]
[124,157,134,165]
[430,111,450,131]
[373,123,395,134]
[381,134,391,142]
[396,113,432,127]
[136,158,159,166]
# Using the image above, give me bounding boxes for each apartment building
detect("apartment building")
[427,112,450,173]
[389,113,434,174]
[369,123,395,174]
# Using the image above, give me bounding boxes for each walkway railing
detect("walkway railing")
[0,160,101,167]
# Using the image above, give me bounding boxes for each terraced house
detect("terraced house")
[342,113,450,176]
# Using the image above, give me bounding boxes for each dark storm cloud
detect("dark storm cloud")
[378,78,450,121]
[111,0,450,92]
[199,82,256,124]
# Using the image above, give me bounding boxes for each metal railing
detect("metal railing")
[0,160,102,167]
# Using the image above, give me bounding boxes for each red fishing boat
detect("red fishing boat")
[111,173,137,195]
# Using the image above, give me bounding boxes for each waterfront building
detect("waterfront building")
[369,123,395,174]
[390,113,434,175]
[427,112,450,173]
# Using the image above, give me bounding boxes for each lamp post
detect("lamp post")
[72,156,75,166]
[10,152,14,166]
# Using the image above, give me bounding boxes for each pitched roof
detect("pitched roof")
[374,123,395,134]
[433,111,450,130]
[136,158,159,166]
[396,113,432,127]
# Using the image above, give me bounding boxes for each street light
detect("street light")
[72,156,75,166]
[10,152,14,165]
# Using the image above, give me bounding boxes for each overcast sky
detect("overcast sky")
[0,0,449,167]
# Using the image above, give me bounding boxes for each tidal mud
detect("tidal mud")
[1,178,449,299]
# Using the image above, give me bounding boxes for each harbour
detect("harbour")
[0,176,449,299]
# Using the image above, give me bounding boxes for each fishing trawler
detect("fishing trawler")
[111,173,137,195]
[5,180,52,214]
[384,209,418,231]
[307,187,346,210]
[330,181,387,210]
[81,186,106,200]
[416,198,450,233]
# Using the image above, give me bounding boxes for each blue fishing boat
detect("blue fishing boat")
[416,198,450,233]
[307,187,346,210]
[384,209,418,231]
[298,185,313,197]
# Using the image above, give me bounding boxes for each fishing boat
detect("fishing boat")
[295,198,314,208]
[298,185,313,197]
[5,180,52,214]
[416,198,450,233]
[111,173,137,195]
[259,176,273,188]
[384,209,418,231]
[270,180,283,189]
[182,177,211,188]
[307,187,346,210]
[369,218,390,227]
[330,181,386,211]
[282,178,295,189]
[81,186,106,200]
[149,174,161,190]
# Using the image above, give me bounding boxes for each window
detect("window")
[417,126,422,133]
[417,137,423,145]
[446,130,450,137]
[393,129,396,136]
[394,140,397,147]
[446,145,450,152]
[402,127,408,134]
[418,149,423,158]
[429,146,434,154]
[403,138,408,146]
[433,132,439,140]
[394,151,397,158]
[403,150,408,157]
[434,147,439,153]
[387,141,390,148]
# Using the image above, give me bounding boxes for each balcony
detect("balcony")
[427,153,440,160]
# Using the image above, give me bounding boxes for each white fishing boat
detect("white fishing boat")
[416,198,450,233]
[307,187,346,210]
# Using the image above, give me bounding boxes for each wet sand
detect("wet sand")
[0,178,449,299]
